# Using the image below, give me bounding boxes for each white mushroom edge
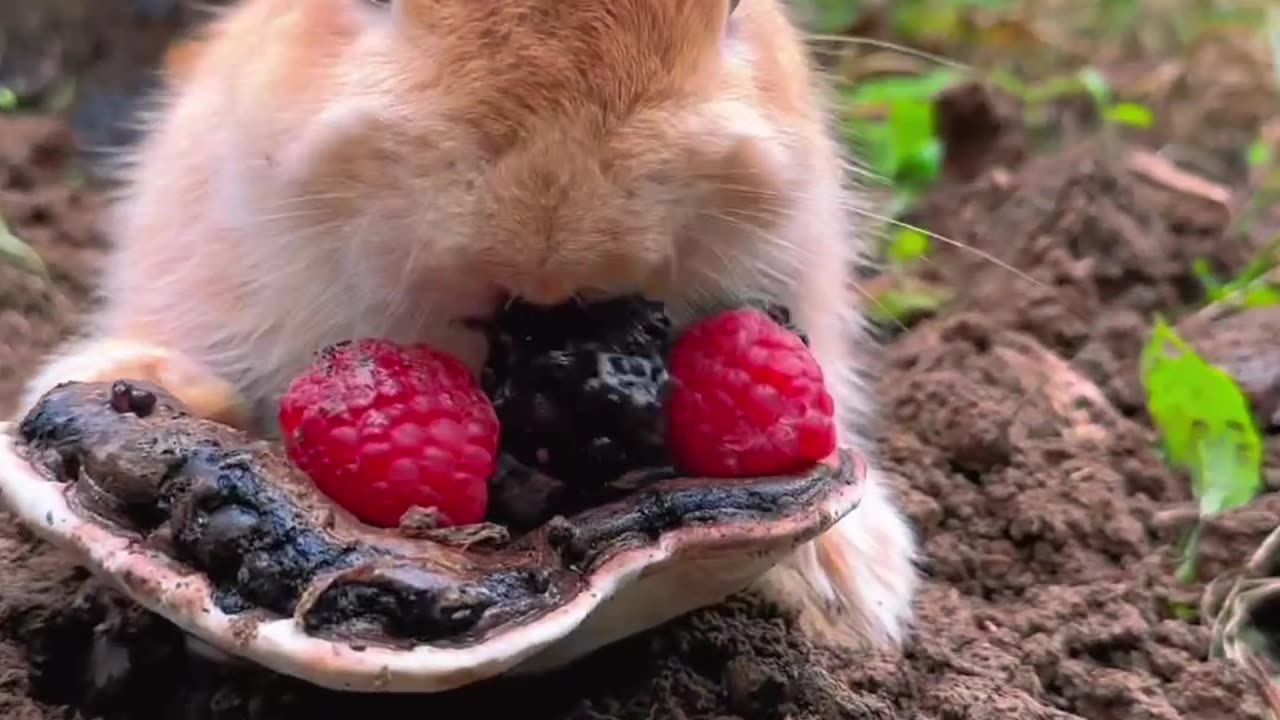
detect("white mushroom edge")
[0,424,864,693]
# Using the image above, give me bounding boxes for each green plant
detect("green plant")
[867,227,950,325]
[1234,134,1280,239]
[1078,68,1155,129]
[1193,240,1280,309]
[991,66,1156,131]
[1246,138,1272,169]
[1140,318,1264,583]
[1168,600,1199,622]
[0,88,17,112]
[866,280,951,324]
[887,226,931,265]
[840,68,968,215]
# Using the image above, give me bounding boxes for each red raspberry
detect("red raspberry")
[665,308,836,477]
[278,339,498,528]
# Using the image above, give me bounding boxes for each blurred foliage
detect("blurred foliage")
[1140,318,1264,581]
[800,0,1276,217]
[865,279,952,325]
[801,0,1279,331]
[886,227,931,266]
[1194,240,1280,308]
[837,68,962,216]
[866,227,951,325]
[801,1,1279,553]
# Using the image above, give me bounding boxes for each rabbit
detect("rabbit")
[17,0,918,653]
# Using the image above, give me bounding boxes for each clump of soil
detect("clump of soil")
[0,5,1276,718]
[905,138,1253,421]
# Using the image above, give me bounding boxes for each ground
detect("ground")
[0,2,1277,719]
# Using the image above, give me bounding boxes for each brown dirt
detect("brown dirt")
[0,5,1277,720]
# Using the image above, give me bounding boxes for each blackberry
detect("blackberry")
[479,296,674,490]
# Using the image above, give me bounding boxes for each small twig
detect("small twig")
[1125,149,1234,207]
[1150,503,1200,529]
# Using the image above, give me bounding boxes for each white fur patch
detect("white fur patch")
[820,467,919,645]
[754,466,919,650]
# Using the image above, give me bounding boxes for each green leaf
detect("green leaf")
[1241,284,1280,308]
[844,120,900,178]
[1247,139,1273,168]
[1193,432,1259,516]
[888,228,931,265]
[898,138,944,187]
[1103,102,1155,128]
[838,68,963,214]
[844,69,965,107]
[0,216,48,278]
[0,88,16,112]
[889,100,934,146]
[1192,257,1225,299]
[1168,599,1199,621]
[1196,241,1280,306]
[888,100,942,184]
[1140,318,1263,518]
[1077,67,1113,107]
[869,290,946,324]
[868,283,951,325]
[1231,242,1280,286]
[844,110,939,205]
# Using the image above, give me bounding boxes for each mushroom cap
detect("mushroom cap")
[0,380,865,693]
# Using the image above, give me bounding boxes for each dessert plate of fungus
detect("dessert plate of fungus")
[0,298,866,692]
